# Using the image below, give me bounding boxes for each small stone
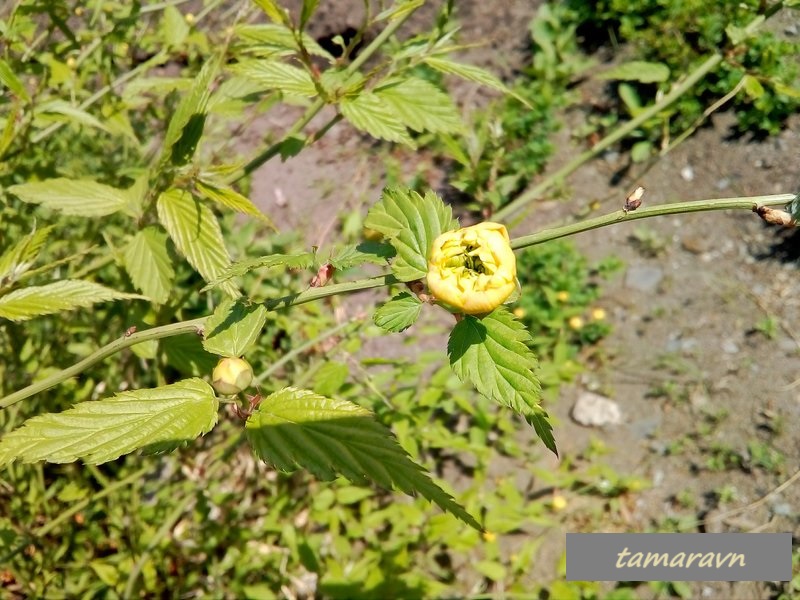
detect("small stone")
[625,265,663,293]
[571,392,622,427]
[721,339,740,354]
[785,24,798,36]
[778,338,798,353]
[629,414,661,439]
[680,165,695,181]
[715,177,731,190]
[771,502,793,517]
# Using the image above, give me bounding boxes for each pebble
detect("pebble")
[680,165,695,181]
[571,392,622,427]
[778,338,798,353]
[625,265,663,293]
[666,335,698,353]
[715,177,731,190]
[785,24,798,36]
[722,339,740,354]
[629,414,661,439]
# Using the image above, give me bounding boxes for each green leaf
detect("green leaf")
[364,187,457,281]
[0,58,30,102]
[742,75,765,100]
[375,77,463,134]
[252,0,288,24]
[374,292,422,333]
[339,92,416,147]
[772,82,800,99]
[162,55,221,164]
[0,280,142,322]
[202,252,315,291]
[630,140,652,163]
[123,226,175,304]
[726,17,764,45]
[423,57,525,105]
[35,100,112,134]
[161,334,217,376]
[230,60,317,97]
[161,5,190,49]
[195,180,274,226]
[312,361,349,396]
[0,379,219,465]
[235,24,332,59]
[245,387,481,529]
[156,189,238,297]
[8,178,130,217]
[203,297,269,357]
[596,61,670,83]
[327,241,395,270]
[376,0,424,21]
[0,225,52,287]
[300,0,319,28]
[447,308,556,454]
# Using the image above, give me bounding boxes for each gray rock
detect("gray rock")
[722,339,740,354]
[625,265,663,293]
[629,414,661,439]
[715,177,731,190]
[680,165,695,181]
[571,392,622,427]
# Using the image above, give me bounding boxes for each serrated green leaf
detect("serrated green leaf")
[9,178,130,217]
[364,187,457,281]
[156,189,238,297]
[374,292,422,333]
[375,77,463,134]
[246,387,481,529]
[35,100,112,134]
[161,334,217,376]
[339,92,416,147]
[0,280,143,322]
[203,297,268,357]
[195,180,274,226]
[448,308,556,454]
[423,57,524,105]
[0,379,219,465]
[202,252,314,290]
[327,241,395,270]
[0,59,30,102]
[234,24,332,59]
[123,226,175,304]
[0,225,52,287]
[230,59,317,97]
[596,61,670,83]
[252,0,288,24]
[162,55,221,163]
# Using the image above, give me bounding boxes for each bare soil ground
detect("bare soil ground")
[245,2,800,597]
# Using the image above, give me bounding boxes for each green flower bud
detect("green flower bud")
[212,357,253,395]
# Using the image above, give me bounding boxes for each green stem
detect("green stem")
[232,5,417,182]
[494,6,781,224]
[2,190,792,409]
[510,193,795,250]
[0,274,399,409]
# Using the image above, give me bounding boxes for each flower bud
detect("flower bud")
[426,222,517,315]
[212,357,253,395]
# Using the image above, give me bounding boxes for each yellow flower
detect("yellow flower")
[556,290,570,303]
[513,307,526,318]
[551,494,567,512]
[427,222,517,315]
[482,531,497,543]
[591,307,607,321]
[568,316,584,330]
[212,357,253,395]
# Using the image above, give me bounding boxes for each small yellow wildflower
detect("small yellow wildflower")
[513,307,526,318]
[568,316,584,330]
[556,290,570,303]
[591,307,607,321]
[482,531,497,543]
[427,222,517,315]
[185,13,196,25]
[551,494,567,512]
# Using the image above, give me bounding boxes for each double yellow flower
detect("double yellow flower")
[426,222,517,315]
